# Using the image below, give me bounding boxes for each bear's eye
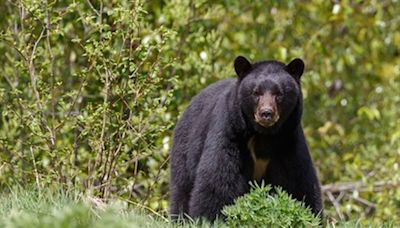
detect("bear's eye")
[276,94,284,103]
[252,90,261,96]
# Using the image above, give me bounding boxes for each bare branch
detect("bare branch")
[28,26,46,110]
[326,191,344,220]
[322,179,398,219]
[322,180,400,194]
[85,0,100,17]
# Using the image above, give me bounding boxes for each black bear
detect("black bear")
[170,56,322,221]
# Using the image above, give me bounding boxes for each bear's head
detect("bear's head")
[235,56,304,134]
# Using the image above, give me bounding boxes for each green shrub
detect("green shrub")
[222,183,320,227]
[0,0,175,210]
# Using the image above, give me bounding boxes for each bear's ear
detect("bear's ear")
[285,58,305,80]
[234,56,252,79]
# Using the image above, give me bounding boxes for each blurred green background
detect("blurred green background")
[0,0,399,225]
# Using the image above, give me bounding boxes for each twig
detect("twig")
[45,0,58,155]
[30,146,41,191]
[96,66,111,197]
[322,179,398,219]
[122,198,169,222]
[322,180,399,194]
[104,129,127,190]
[28,26,46,110]
[326,190,344,220]
[141,156,170,205]
[351,195,376,215]
[85,0,101,17]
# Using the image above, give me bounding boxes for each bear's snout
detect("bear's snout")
[254,92,279,128]
[260,109,273,120]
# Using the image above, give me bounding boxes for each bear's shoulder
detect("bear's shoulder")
[184,78,236,115]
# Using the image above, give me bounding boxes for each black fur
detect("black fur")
[170,56,322,221]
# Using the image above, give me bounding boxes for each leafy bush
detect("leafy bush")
[222,183,320,227]
[0,0,175,209]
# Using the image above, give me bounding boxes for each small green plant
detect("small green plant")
[222,183,321,227]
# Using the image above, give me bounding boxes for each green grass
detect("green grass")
[0,186,397,228]
[0,187,171,228]
[0,184,320,228]
[0,187,227,228]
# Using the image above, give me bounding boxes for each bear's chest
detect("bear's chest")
[247,136,270,181]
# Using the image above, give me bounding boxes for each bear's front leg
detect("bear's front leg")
[188,143,249,221]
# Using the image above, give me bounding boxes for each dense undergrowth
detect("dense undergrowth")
[0,0,399,225]
[0,186,397,228]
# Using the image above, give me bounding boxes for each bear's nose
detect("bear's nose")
[260,109,273,120]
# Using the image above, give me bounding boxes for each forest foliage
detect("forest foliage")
[0,0,399,225]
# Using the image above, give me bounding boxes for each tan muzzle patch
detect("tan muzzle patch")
[254,92,279,127]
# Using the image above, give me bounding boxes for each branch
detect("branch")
[326,190,344,220]
[28,26,46,110]
[322,179,397,218]
[322,180,399,194]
